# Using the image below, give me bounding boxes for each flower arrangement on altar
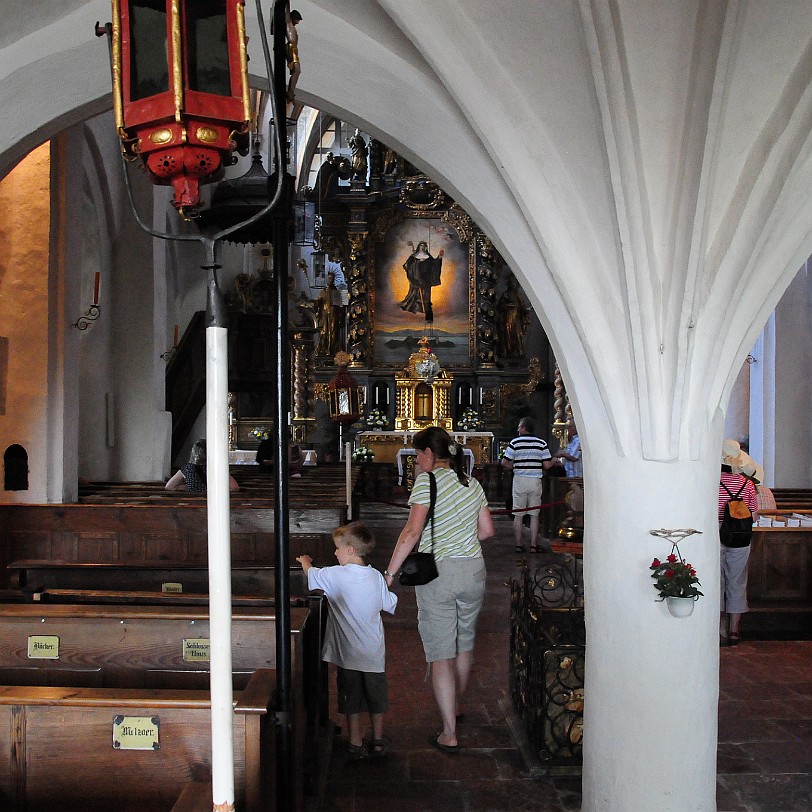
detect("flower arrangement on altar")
[365,408,389,429]
[457,408,484,431]
[352,446,375,463]
[649,549,703,601]
[250,427,271,441]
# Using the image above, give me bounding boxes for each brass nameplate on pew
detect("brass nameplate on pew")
[28,635,59,659]
[183,638,210,662]
[112,716,160,750]
[162,582,183,593]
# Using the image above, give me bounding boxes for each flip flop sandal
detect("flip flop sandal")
[369,737,390,757]
[428,733,459,754]
[348,742,368,759]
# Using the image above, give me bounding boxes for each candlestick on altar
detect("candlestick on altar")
[93,271,101,305]
[173,324,179,348]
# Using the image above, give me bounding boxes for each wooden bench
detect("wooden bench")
[0,604,322,810]
[6,560,308,598]
[171,783,215,812]
[28,587,278,607]
[0,669,276,812]
[0,504,334,580]
[0,603,310,690]
[749,510,812,603]
[772,489,812,511]
[75,465,361,519]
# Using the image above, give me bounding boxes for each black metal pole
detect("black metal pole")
[271,1,294,810]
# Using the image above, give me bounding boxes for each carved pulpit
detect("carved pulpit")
[394,338,452,431]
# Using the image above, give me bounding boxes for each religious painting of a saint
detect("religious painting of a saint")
[373,217,471,366]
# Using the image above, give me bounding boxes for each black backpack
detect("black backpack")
[720,481,753,548]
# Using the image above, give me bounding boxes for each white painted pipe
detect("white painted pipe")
[205,326,235,809]
[345,441,352,520]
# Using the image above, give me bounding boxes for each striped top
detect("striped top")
[718,472,758,522]
[409,467,487,560]
[503,435,551,478]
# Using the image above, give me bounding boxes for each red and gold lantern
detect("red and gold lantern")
[111,0,251,213]
[328,351,362,425]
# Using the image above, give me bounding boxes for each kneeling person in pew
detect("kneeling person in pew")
[297,521,397,758]
[166,439,240,492]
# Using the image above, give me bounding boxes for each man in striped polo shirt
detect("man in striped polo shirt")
[501,417,562,552]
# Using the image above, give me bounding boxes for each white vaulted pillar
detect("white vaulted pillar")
[579,434,722,811]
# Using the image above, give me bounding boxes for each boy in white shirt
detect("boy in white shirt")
[297,521,397,758]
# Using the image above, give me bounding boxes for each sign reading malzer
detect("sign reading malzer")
[28,635,59,658]
[112,716,160,750]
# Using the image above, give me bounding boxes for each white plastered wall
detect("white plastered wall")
[773,260,812,487]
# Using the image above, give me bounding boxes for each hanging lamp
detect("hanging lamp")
[110,0,251,214]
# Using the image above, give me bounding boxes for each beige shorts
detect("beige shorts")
[415,556,486,662]
[512,476,543,516]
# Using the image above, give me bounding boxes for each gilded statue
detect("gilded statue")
[349,129,368,181]
[285,6,302,102]
[314,272,345,356]
[496,274,529,358]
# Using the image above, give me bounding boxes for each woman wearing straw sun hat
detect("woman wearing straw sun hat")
[718,439,760,646]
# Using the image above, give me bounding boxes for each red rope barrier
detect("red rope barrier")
[359,496,566,514]
[490,500,566,516]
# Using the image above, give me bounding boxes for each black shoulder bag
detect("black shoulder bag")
[398,471,439,586]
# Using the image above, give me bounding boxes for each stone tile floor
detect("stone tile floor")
[314,504,812,811]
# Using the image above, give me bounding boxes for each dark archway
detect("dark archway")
[4,444,28,490]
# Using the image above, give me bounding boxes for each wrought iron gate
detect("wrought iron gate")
[510,557,585,772]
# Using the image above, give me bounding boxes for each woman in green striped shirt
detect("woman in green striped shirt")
[385,427,494,753]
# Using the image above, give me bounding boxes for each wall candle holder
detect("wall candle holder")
[74,304,101,331]
[74,271,101,330]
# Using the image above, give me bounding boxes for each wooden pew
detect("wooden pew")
[749,509,812,603]
[75,465,361,519]
[6,560,307,598]
[0,604,319,811]
[0,604,308,689]
[0,504,334,581]
[171,783,213,812]
[772,488,812,511]
[0,669,275,812]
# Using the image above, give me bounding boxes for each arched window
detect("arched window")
[4,444,28,491]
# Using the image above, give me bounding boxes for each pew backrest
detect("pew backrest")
[0,603,310,690]
[0,668,276,812]
[7,560,308,598]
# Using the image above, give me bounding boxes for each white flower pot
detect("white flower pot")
[666,596,696,617]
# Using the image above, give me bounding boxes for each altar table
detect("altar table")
[357,431,493,465]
